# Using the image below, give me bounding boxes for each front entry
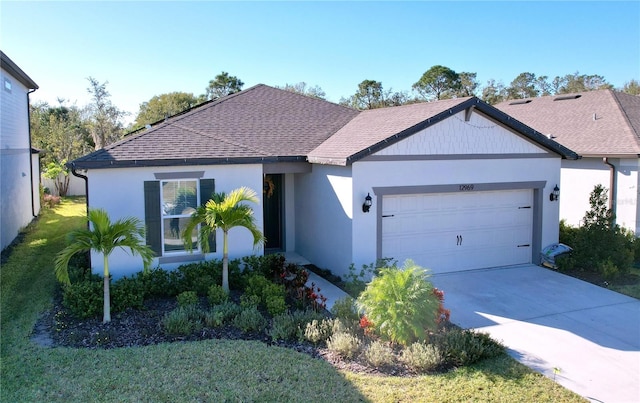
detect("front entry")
[263,174,284,251]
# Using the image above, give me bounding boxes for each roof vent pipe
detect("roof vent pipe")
[593,113,597,121]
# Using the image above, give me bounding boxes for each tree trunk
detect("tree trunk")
[103,255,111,323]
[222,230,229,292]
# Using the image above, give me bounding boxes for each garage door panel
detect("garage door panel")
[382,189,533,273]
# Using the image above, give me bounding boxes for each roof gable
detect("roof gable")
[371,109,548,157]
[495,90,640,156]
[308,97,578,165]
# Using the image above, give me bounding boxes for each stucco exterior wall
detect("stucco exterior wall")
[1,66,35,251]
[86,164,265,278]
[560,158,639,234]
[294,164,353,274]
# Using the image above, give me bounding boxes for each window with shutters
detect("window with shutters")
[144,176,216,259]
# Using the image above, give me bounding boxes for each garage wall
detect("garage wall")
[352,157,561,271]
[87,164,264,278]
[560,157,639,234]
[295,164,354,274]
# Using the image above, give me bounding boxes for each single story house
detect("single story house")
[70,84,578,279]
[496,90,640,234]
[1,51,40,251]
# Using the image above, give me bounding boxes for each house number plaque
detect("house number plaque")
[459,184,475,191]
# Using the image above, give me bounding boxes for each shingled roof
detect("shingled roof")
[71,84,578,170]
[72,84,359,169]
[495,90,640,157]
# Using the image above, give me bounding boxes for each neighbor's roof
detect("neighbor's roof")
[495,90,640,157]
[309,96,579,165]
[72,85,359,169]
[72,84,578,170]
[0,51,38,90]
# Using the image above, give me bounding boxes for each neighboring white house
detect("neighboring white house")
[496,90,640,235]
[70,85,578,279]
[0,51,40,251]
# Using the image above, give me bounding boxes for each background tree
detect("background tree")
[183,187,264,292]
[133,92,202,129]
[481,79,508,105]
[339,80,409,110]
[412,65,461,101]
[276,82,326,99]
[553,72,612,94]
[453,72,480,97]
[30,100,92,166]
[621,79,640,95]
[54,209,154,323]
[205,71,244,100]
[85,77,127,149]
[506,72,546,99]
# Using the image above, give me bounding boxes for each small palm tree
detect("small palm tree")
[183,186,265,292]
[54,208,154,323]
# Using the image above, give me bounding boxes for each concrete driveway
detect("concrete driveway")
[431,264,640,403]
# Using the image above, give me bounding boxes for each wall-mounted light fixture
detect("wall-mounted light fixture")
[362,193,372,213]
[549,185,560,201]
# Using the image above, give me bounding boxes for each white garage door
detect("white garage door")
[382,189,533,273]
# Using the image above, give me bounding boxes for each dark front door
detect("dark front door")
[263,174,283,251]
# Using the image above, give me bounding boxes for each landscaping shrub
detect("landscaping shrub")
[400,342,443,372]
[240,294,261,309]
[357,260,440,346]
[176,291,198,307]
[233,306,268,333]
[242,254,286,279]
[207,284,229,306]
[111,276,145,312]
[438,329,505,367]
[363,340,395,368]
[207,301,242,326]
[175,262,219,295]
[303,318,335,345]
[326,332,361,359]
[269,309,326,342]
[558,185,634,278]
[62,280,102,319]
[330,297,360,323]
[342,258,394,297]
[162,306,202,335]
[243,274,288,315]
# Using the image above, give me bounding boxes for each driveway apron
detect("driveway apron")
[431,264,640,403]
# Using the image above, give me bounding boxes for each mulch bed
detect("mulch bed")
[31,290,417,377]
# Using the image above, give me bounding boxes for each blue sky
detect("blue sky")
[2,1,638,123]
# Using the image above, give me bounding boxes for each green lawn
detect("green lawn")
[0,198,585,402]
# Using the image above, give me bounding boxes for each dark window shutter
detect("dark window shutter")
[199,179,216,253]
[144,181,162,256]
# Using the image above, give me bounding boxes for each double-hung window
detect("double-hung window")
[144,175,215,261]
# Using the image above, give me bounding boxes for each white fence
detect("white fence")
[41,173,86,196]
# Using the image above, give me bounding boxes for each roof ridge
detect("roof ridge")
[610,90,640,145]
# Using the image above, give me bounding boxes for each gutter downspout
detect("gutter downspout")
[27,88,37,217]
[603,157,616,219]
[70,162,89,229]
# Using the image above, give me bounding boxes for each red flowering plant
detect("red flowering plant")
[432,287,451,324]
[303,282,327,312]
[359,315,375,336]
